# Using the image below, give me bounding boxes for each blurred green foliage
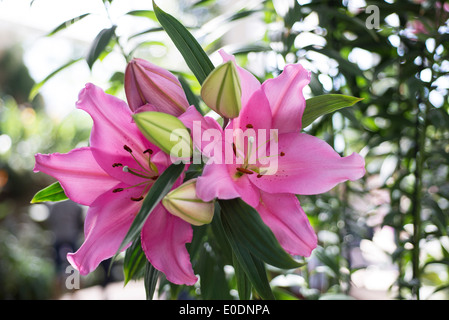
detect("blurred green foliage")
[1,0,448,299]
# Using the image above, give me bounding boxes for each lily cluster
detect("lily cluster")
[34,51,365,286]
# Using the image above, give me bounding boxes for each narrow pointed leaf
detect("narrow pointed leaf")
[31,181,68,203]
[232,245,274,300]
[219,199,301,270]
[302,94,363,129]
[126,10,157,22]
[86,25,117,69]
[153,1,214,84]
[123,238,147,285]
[144,261,160,300]
[215,206,273,300]
[47,13,91,36]
[116,163,185,255]
[233,252,252,300]
[29,58,83,101]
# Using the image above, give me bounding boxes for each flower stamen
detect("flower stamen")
[236,167,254,175]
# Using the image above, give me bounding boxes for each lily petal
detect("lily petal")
[196,163,240,202]
[67,185,143,275]
[34,147,119,206]
[197,161,260,207]
[76,83,158,185]
[141,204,197,285]
[261,63,310,133]
[233,87,272,133]
[256,191,317,257]
[250,132,365,195]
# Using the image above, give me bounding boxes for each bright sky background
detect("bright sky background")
[0,0,447,120]
[0,0,176,120]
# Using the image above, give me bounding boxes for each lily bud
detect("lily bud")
[162,179,214,226]
[125,58,189,116]
[133,111,193,159]
[201,60,242,119]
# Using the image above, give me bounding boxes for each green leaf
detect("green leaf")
[47,13,91,36]
[196,242,232,300]
[29,58,83,101]
[214,206,273,300]
[218,199,301,270]
[302,94,363,129]
[86,25,117,69]
[144,261,160,300]
[230,238,274,300]
[233,252,252,300]
[123,238,147,285]
[31,182,68,203]
[115,163,185,255]
[126,10,157,22]
[153,1,214,84]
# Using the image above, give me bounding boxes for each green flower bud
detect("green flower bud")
[201,60,242,119]
[133,111,192,159]
[162,179,214,226]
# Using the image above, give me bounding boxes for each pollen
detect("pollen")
[112,163,123,167]
[236,167,254,175]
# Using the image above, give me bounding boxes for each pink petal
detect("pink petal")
[141,204,197,285]
[67,185,143,275]
[34,147,119,206]
[197,162,260,207]
[256,191,317,256]
[231,173,260,208]
[196,163,241,202]
[76,83,158,185]
[250,132,365,195]
[232,87,272,133]
[219,49,261,108]
[261,63,310,133]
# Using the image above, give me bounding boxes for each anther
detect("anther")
[246,124,254,128]
[113,188,124,193]
[112,163,123,168]
[151,175,159,180]
[143,149,153,155]
[257,174,263,178]
[232,143,237,156]
[280,152,285,157]
[131,196,144,202]
[236,167,254,175]
[123,145,133,153]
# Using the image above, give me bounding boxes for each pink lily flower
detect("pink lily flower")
[194,51,366,257]
[125,58,190,116]
[34,83,197,285]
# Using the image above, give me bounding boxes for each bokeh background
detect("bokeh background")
[0,0,448,300]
